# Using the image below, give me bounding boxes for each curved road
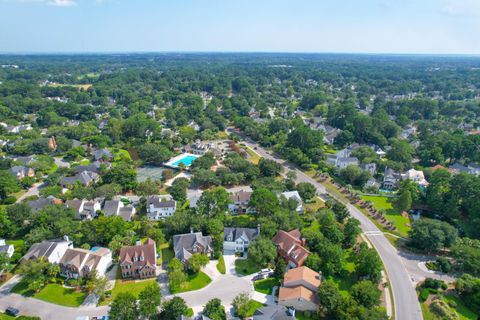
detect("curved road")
[241,138,423,320]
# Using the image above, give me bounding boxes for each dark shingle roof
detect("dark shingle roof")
[224,227,259,242]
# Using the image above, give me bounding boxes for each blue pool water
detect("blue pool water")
[90,247,100,252]
[171,155,198,167]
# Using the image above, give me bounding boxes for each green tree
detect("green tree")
[0,170,20,200]
[203,298,226,320]
[139,283,162,319]
[258,158,282,177]
[296,182,316,201]
[355,243,383,283]
[166,177,190,202]
[84,270,109,300]
[138,143,172,165]
[108,292,138,320]
[103,163,137,192]
[196,187,230,219]
[136,178,161,197]
[248,237,277,267]
[408,218,458,253]
[160,296,189,320]
[188,253,209,273]
[249,188,279,216]
[343,218,361,248]
[393,190,412,213]
[317,280,343,318]
[351,280,382,308]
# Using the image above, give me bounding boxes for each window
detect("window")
[140,256,144,261]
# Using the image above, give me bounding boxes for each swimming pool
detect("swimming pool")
[164,153,200,169]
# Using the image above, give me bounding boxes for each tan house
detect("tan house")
[272,230,310,268]
[59,247,112,279]
[279,266,321,312]
[119,238,157,279]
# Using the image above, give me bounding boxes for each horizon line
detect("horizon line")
[0,50,480,57]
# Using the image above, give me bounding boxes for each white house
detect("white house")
[103,200,136,221]
[228,190,254,214]
[146,196,176,220]
[21,237,73,264]
[223,227,260,253]
[402,169,428,187]
[281,191,304,213]
[65,199,101,220]
[0,239,14,258]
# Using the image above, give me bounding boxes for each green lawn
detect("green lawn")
[243,300,264,317]
[235,257,261,275]
[329,251,357,296]
[216,255,226,274]
[100,278,157,306]
[226,214,255,227]
[360,195,411,237]
[12,282,86,307]
[112,149,132,162]
[304,196,325,213]
[254,278,278,295]
[0,313,16,320]
[35,283,86,307]
[161,246,174,265]
[171,271,211,294]
[240,144,261,164]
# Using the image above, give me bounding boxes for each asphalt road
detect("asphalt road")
[241,138,423,320]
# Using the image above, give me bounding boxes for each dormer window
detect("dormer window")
[140,256,144,261]
[133,257,137,262]
[227,236,232,241]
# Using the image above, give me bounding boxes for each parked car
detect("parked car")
[6,307,19,316]
[260,268,273,274]
[252,274,267,281]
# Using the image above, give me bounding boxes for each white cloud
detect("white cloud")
[441,0,480,17]
[47,0,76,6]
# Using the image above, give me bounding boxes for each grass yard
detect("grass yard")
[254,278,278,295]
[243,300,264,317]
[226,214,255,227]
[443,294,477,320]
[304,196,326,213]
[160,245,174,265]
[34,283,86,307]
[329,251,357,296]
[171,271,211,294]
[295,311,316,320]
[216,255,226,274]
[47,83,92,90]
[0,313,16,320]
[101,278,157,306]
[235,257,261,275]
[241,145,261,164]
[360,195,411,237]
[112,148,132,162]
[12,282,86,307]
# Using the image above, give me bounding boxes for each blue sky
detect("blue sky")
[1,0,480,54]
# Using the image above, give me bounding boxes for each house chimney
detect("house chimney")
[136,240,142,246]
[257,224,260,235]
[301,238,306,246]
[63,235,69,242]
[190,228,194,234]
[287,307,296,317]
[317,270,323,283]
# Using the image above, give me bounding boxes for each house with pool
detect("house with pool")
[163,153,200,170]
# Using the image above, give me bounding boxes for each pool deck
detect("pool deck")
[163,153,200,169]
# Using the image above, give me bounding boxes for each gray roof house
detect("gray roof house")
[173,231,213,264]
[9,166,35,179]
[61,171,100,187]
[280,191,304,213]
[20,237,73,264]
[0,239,14,258]
[74,160,111,174]
[93,148,113,161]
[223,227,260,253]
[146,195,176,220]
[65,199,101,220]
[253,305,295,320]
[27,196,56,213]
[103,200,136,221]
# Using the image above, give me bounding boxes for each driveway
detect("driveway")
[16,182,44,203]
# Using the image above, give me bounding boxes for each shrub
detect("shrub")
[2,196,17,205]
[429,300,459,320]
[423,278,445,290]
[419,288,430,302]
[436,257,452,273]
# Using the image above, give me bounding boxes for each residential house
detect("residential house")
[60,171,100,188]
[402,169,428,187]
[272,230,310,268]
[93,148,113,161]
[21,237,73,264]
[325,148,359,169]
[74,160,111,174]
[280,191,304,214]
[361,162,377,176]
[0,239,14,258]
[467,163,480,176]
[59,247,112,279]
[9,166,35,179]
[119,238,157,279]
[253,305,295,320]
[173,231,213,265]
[184,140,211,155]
[27,196,59,213]
[223,226,260,253]
[383,168,401,190]
[146,195,177,220]
[278,266,321,312]
[65,199,101,220]
[13,156,36,166]
[103,200,136,221]
[228,190,254,214]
